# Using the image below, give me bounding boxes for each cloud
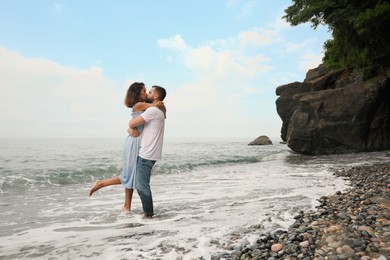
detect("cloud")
[157,31,278,139]
[239,31,272,48]
[156,14,328,139]
[0,47,126,138]
[298,53,323,72]
[157,35,189,52]
[283,41,309,53]
[0,10,327,141]
[159,34,271,76]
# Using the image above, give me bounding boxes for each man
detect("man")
[129,85,166,218]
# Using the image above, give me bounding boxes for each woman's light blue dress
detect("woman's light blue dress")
[119,110,144,189]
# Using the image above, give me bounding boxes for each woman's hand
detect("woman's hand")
[156,101,164,109]
[156,101,167,118]
[128,127,140,137]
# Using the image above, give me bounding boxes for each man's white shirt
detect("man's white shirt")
[139,107,165,161]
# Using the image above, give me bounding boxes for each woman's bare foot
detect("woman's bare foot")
[89,180,101,197]
[122,206,131,213]
[121,206,132,216]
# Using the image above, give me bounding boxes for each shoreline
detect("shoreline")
[213,162,390,260]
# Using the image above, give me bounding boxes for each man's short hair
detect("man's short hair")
[152,85,166,101]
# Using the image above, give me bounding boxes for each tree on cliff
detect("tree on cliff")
[283,0,390,77]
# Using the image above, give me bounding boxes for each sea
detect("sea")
[0,137,389,260]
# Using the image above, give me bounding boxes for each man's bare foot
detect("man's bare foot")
[89,180,101,197]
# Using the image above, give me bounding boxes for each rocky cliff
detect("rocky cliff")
[275,64,390,155]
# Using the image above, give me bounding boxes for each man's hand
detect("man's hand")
[128,127,140,137]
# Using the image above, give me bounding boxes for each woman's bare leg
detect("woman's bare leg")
[122,188,134,212]
[89,176,121,197]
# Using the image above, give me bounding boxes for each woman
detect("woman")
[89,82,165,214]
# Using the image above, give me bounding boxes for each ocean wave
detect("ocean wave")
[0,151,288,192]
[0,166,120,192]
[0,141,292,192]
[155,156,261,175]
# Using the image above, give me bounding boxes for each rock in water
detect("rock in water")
[248,135,273,145]
[275,64,390,155]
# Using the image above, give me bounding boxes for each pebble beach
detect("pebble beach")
[214,162,390,260]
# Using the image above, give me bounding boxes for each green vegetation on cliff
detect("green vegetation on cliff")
[284,0,390,77]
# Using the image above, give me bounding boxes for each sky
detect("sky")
[0,1,331,142]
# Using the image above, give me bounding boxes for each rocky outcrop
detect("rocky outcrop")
[275,64,390,155]
[248,135,272,145]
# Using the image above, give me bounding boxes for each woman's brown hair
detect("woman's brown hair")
[124,82,145,108]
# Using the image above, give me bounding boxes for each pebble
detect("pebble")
[299,241,309,248]
[270,243,283,252]
[211,162,390,259]
[326,225,340,233]
[340,245,354,255]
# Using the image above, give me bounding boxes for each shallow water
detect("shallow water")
[0,138,388,259]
